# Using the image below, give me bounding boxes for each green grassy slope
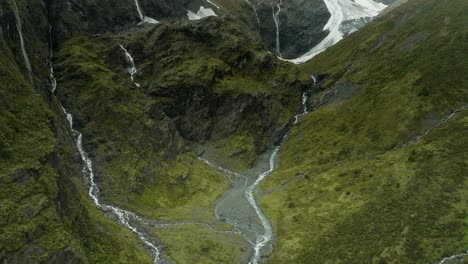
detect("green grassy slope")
[259,0,468,263]
[0,22,152,264]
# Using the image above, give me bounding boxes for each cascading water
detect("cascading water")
[437,251,468,264]
[60,105,161,263]
[46,29,161,264]
[48,26,57,93]
[133,0,159,24]
[12,1,32,80]
[272,0,283,57]
[119,45,140,87]
[246,77,311,264]
[210,77,315,264]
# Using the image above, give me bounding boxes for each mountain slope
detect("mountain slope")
[259,0,468,262]
[0,1,154,263]
[53,16,309,263]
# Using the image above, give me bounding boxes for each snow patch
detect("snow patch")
[287,0,387,64]
[187,6,217,20]
[143,17,159,24]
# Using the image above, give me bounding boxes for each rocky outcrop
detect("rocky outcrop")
[137,17,310,167]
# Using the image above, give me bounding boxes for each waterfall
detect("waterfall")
[12,1,32,79]
[49,64,57,93]
[133,0,159,24]
[47,25,160,264]
[272,0,283,57]
[206,0,221,9]
[60,104,161,263]
[119,45,140,87]
[49,26,57,93]
[312,75,317,86]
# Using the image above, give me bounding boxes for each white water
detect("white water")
[60,105,161,263]
[437,251,468,264]
[49,26,57,93]
[245,146,279,264]
[12,1,32,78]
[187,6,217,20]
[272,0,283,57]
[46,39,160,261]
[133,0,159,24]
[49,63,57,93]
[246,77,313,264]
[206,0,221,9]
[198,157,247,183]
[46,23,159,259]
[287,0,386,64]
[119,45,140,87]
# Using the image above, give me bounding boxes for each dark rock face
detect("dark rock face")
[47,0,138,41]
[253,0,330,59]
[121,17,310,167]
[140,0,189,19]
[46,0,396,60]
[47,0,191,42]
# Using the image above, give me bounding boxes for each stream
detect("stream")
[272,0,283,57]
[204,77,316,264]
[44,28,163,263]
[12,0,32,81]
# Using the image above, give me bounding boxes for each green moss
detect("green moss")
[259,0,468,263]
[127,159,229,223]
[151,224,249,264]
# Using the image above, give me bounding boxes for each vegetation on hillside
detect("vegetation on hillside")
[259,0,468,262]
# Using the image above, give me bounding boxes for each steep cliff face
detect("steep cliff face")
[246,0,330,59]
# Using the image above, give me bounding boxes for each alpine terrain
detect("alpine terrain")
[0,0,466,263]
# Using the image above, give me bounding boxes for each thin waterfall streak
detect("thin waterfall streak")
[134,0,144,20]
[438,251,468,264]
[119,45,140,87]
[12,1,32,79]
[133,0,159,24]
[59,106,161,262]
[48,26,57,93]
[206,0,221,9]
[198,157,247,182]
[272,1,282,57]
